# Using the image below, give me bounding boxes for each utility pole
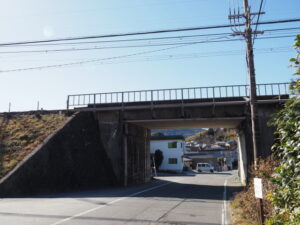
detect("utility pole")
[244,0,258,168]
[229,0,264,168]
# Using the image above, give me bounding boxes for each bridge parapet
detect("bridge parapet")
[67,82,290,109]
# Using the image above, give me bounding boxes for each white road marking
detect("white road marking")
[222,178,228,225]
[50,178,184,225]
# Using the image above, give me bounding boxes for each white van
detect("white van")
[196,163,214,173]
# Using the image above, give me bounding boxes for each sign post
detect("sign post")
[254,178,264,225]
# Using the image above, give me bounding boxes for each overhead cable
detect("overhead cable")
[0,34,297,54]
[0,18,299,47]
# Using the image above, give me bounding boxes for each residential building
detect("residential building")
[184,148,238,171]
[150,135,185,173]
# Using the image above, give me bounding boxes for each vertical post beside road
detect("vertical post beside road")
[254,178,264,225]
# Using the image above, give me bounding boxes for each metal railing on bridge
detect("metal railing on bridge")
[67,82,290,109]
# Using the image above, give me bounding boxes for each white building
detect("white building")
[150,135,185,173]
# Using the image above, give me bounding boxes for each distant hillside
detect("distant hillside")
[151,128,205,138]
[185,128,237,143]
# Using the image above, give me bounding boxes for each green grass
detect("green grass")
[0,113,69,179]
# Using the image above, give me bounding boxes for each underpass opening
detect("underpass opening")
[125,118,247,185]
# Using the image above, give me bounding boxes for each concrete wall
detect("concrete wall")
[95,111,151,186]
[126,124,151,185]
[256,104,279,158]
[0,112,117,197]
[95,111,124,184]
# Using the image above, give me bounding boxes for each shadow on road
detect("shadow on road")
[0,172,242,225]
[4,174,242,203]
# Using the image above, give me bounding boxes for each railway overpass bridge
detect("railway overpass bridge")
[67,82,289,185]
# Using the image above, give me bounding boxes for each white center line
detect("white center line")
[222,178,229,225]
[50,178,185,225]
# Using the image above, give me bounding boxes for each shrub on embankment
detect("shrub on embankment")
[0,113,68,179]
[266,96,300,224]
[231,34,300,225]
[231,97,300,225]
[230,158,278,224]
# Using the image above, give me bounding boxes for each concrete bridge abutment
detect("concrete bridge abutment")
[91,99,284,187]
[94,111,151,186]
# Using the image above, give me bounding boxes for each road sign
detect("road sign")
[254,178,263,199]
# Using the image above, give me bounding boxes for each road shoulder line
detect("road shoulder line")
[50,178,184,225]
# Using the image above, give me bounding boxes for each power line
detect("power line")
[0,43,198,73]
[81,48,291,66]
[89,47,293,62]
[253,0,265,44]
[2,26,300,48]
[1,32,234,47]
[0,18,300,47]
[264,27,300,32]
[0,40,294,73]
[1,47,292,71]
[1,46,291,63]
[0,34,297,54]
[0,36,234,54]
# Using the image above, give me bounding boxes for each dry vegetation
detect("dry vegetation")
[185,128,237,143]
[230,158,279,225]
[0,113,68,179]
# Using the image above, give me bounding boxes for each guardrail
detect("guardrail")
[67,82,290,109]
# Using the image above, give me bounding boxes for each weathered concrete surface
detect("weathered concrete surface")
[256,104,279,158]
[126,123,151,185]
[0,112,117,197]
[92,98,285,184]
[95,111,151,186]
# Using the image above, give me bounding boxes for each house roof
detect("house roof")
[150,135,185,141]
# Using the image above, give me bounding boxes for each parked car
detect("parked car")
[196,163,214,173]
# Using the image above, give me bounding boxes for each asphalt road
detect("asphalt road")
[0,171,241,225]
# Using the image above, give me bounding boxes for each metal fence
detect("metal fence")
[67,82,290,109]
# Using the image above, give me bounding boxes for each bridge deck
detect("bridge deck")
[76,95,288,112]
[67,82,290,111]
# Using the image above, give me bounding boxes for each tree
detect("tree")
[289,34,300,94]
[154,149,164,170]
[207,128,215,136]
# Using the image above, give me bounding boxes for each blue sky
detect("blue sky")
[0,0,299,111]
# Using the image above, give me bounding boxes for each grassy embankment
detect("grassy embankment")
[0,113,68,179]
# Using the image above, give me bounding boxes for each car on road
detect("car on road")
[196,163,214,173]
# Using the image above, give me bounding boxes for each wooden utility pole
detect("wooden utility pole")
[243,0,259,168]
[229,0,264,167]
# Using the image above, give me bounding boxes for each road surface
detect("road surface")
[0,171,241,225]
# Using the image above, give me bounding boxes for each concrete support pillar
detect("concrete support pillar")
[237,130,248,185]
[144,129,151,182]
[123,123,128,187]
